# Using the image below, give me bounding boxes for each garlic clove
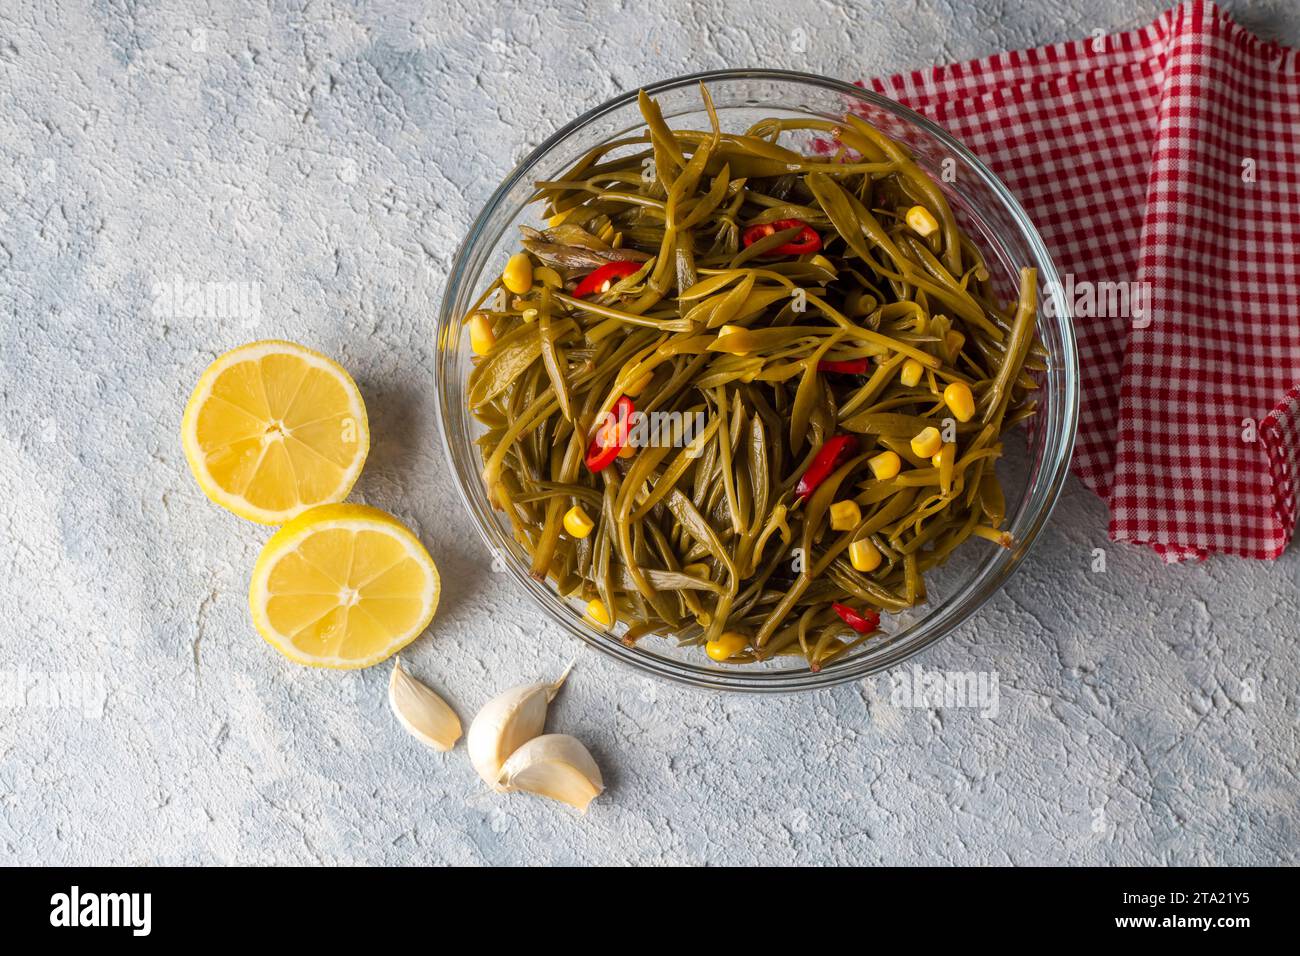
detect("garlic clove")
[497,734,603,813]
[467,664,572,791]
[388,658,461,752]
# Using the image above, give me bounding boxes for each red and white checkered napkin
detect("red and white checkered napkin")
[866,0,1300,560]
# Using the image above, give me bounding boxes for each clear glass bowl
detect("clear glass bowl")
[435,69,1078,692]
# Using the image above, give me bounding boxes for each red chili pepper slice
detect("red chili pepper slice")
[817,358,871,375]
[832,603,880,634]
[573,261,641,299]
[584,395,636,473]
[794,434,859,499]
[741,218,822,257]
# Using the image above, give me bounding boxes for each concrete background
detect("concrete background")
[1,0,1296,865]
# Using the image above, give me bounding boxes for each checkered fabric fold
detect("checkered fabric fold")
[867,0,1300,560]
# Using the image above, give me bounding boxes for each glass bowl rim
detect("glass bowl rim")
[435,68,1079,694]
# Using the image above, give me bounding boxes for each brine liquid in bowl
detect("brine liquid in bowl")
[436,71,1078,692]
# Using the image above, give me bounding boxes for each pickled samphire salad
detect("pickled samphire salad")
[464,85,1043,670]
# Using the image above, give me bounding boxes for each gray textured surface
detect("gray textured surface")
[1,0,1297,866]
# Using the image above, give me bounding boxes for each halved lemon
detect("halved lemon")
[249,504,440,668]
[181,340,369,525]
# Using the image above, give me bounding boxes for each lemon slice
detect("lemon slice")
[181,340,369,525]
[249,504,440,668]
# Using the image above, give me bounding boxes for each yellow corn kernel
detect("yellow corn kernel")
[563,505,594,539]
[705,631,748,662]
[911,426,942,458]
[624,369,654,396]
[945,330,966,356]
[849,538,882,573]
[943,381,975,422]
[469,313,495,355]
[868,450,901,481]
[906,205,939,237]
[502,252,534,294]
[618,442,636,459]
[829,499,861,532]
[585,598,612,627]
[534,266,564,288]
[521,308,538,323]
[900,358,924,388]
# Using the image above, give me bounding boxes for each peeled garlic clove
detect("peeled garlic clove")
[497,734,603,813]
[468,665,571,791]
[388,658,461,752]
